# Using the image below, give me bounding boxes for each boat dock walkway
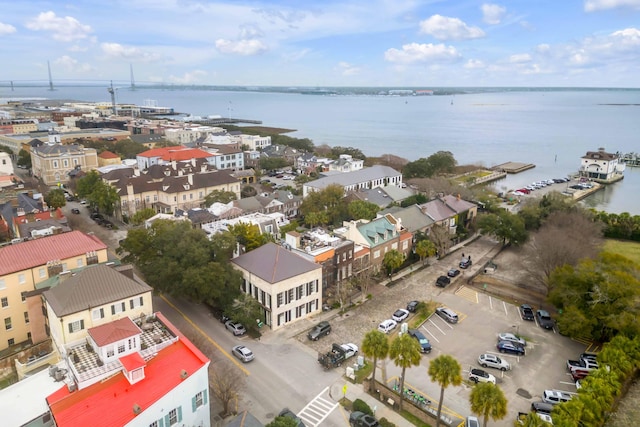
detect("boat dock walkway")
[192,117,262,125]
[491,162,536,174]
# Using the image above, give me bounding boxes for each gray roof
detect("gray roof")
[380,205,434,233]
[43,264,152,317]
[226,411,264,427]
[305,165,401,190]
[231,243,321,284]
[379,185,413,201]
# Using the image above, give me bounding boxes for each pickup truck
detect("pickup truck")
[318,343,358,370]
[567,358,598,373]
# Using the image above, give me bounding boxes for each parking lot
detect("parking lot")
[296,237,589,425]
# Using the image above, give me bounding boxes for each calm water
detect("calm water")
[2,86,639,214]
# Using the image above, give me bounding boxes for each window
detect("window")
[21,293,26,302]
[118,343,126,353]
[111,302,125,315]
[295,285,304,300]
[182,195,186,201]
[149,422,159,427]
[192,390,208,411]
[86,251,98,265]
[165,407,182,426]
[53,160,58,168]
[92,308,104,320]
[8,338,14,346]
[76,258,83,268]
[391,242,398,250]
[18,274,25,284]
[403,240,409,250]
[107,346,114,357]
[374,250,380,259]
[1,297,7,308]
[0,279,4,290]
[277,293,283,308]
[68,319,84,333]
[130,296,144,309]
[24,311,29,324]
[5,317,12,330]
[63,159,69,167]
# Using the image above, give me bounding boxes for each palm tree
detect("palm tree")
[382,249,404,279]
[551,399,584,427]
[361,330,390,393]
[516,412,551,427]
[469,382,508,427]
[388,333,422,411]
[415,239,436,265]
[428,354,462,427]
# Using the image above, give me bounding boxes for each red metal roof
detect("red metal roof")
[47,313,209,427]
[98,150,120,159]
[138,146,211,161]
[0,231,108,276]
[88,317,141,347]
[119,352,146,372]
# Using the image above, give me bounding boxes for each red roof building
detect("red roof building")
[136,146,214,170]
[89,317,142,347]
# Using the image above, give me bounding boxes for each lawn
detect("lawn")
[604,239,640,265]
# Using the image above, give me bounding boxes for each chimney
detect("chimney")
[191,158,196,167]
[187,174,193,185]
[457,193,461,200]
[171,159,177,169]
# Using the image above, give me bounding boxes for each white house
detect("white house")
[240,134,271,151]
[328,154,364,173]
[580,148,624,180]
[0,151,14,176]
[303,165,403,197]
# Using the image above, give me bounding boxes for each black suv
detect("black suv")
[307,321,331,341]
[436,275,451,288]
[408,329,432,353]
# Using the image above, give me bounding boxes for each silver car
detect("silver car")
[497,332,526,346]
[225,320,246,336]
[232,345,254,363]
[478,353,511,371]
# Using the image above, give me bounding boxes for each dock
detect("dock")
[619,152,640,167]
[491,162,536,174]
[192,117,262,126]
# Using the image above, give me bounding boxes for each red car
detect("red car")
[517,188,531,194]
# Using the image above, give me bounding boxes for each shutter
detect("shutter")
[158,418,164,427]
[80,319,84,330]
[100,308,104,318]
[121,302,125,312]
[164,414,170,426]
[130,299,134,310]
[111,305,115,315]
[140,296,144,306]
[192,396,196,412]
[177,406,182,422]
[203,389,208,404]
[68,323,73,333]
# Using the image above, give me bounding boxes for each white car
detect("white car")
[478,353,511,371]
[340,343,359,359]
[231,345,254,363]
[498,332,526,346]
[378,319,397,334]
[391,308,409,323]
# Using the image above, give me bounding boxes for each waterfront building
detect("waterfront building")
[302,165,403,197]
[580,148,625,181]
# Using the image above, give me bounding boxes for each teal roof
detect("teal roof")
[357,216,398,247]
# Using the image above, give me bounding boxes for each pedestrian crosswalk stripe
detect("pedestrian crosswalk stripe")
[455,286,478,303]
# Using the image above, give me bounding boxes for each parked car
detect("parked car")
[90,212,104,221]
[517,188,531,194]
[408,329,432,353]
[349,411,379,427]
[378,319,398,334]
[71,208,80,214]
[101,220,114,229]
[519,304,535,321]
[308,321,331,340]
[468,368,496,384]
[435,307,458,324]
[391,308,409,323]
[497,340,525,355]
[465,416,480,427]
[447,268,460,278]
[478,353,510,371]
[536,309,555,330]
[459,257,472,269]
[497,332,526,346]
[542,389,572,405]
[406,300,420,313]
[436,275,451,288]
[531,401,554,414]
[278,408,306,427]
[225,320,246,336]
[231,345,254,363]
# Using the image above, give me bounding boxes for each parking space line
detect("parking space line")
[489,296,493,310]
[421,325,440,343]
[502,301,508,316]
[454,286,479,304]
[429,318,449,334]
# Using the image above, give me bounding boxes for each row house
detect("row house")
[0,231,108,352]
[327,154,364,173]
[419,194,478,234]
[239,134,271,151]
[334,214,413,274]
[303,165,403,197]
[295,153,332,174]
[201,211,288,240]
[164,125,227,145]
[232,190,302,219]
[231,243,322,330]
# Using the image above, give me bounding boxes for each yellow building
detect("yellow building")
[31,143,99,186]
[0,231,108,352]
[97,150,122,167]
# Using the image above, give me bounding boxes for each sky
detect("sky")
[1,0,640,87]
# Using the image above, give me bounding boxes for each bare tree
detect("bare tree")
[523,210,603,295]
[210,362,246,417]
[429,224,453,259]
[352,258,374,302]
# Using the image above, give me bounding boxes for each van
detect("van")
[542,390,572,405]
[435,307,458,324]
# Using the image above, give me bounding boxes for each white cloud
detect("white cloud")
[481,4,506,25]
[464,59,486,69]
[384,43,461,64]
[53,55,94,73]
[419,15,485,41]
[0,22,17,35]
[536,44,551,54]
[25,11,92,42]
[509,53,532,63]
[281,48,310,62]
[584,0,640,12]
[101,43,162,62]
[167,70,208,84]
[215,38,268,55]
[336,62,361,76]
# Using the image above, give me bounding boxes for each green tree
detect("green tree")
[347,200,380,221]
[76,170,102,199]
[469,382,508,427]
[382,250,404,278]
[278,220,300,238]
[403,151,456,179]
[114,138,146,159]
[388,333,422,411]
[300,184,348,227]
[477,210,528,246]
[265,417,298,427]
[514,412,550,427]
[241,185,257,198]
[400,193,428,207]
[415,239,436,265]
[17,149,32,169]
[361,330,390,393]
[227,293,264,333]
[130,208,157,226]
[329,146,366,160]
[428,355,462,427]
[227,222,272,251]
[204,189,237,206]
[260,157,290,171]
[44,188,66,209]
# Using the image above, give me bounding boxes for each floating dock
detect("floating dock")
[491,162,536,174]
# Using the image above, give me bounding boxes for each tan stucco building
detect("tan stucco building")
[31,143,99,186]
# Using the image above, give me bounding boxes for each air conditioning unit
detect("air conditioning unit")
[49,365,59,377]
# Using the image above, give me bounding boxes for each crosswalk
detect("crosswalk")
[297,386,339,427]
[455,286,478,303]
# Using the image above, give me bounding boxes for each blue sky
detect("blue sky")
[1,0,639,87]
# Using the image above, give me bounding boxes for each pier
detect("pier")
[192,117,263,126]
[491,161,536,174]
[619,152,640,167]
